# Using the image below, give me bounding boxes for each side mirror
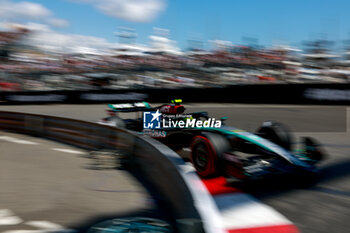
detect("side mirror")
[220,117,228,125]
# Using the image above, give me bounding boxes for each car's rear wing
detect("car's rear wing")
[107,102,155,113]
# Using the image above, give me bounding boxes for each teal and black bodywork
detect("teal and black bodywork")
[99,102,325,180]
[153,123,324,180]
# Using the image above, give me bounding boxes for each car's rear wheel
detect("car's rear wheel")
[256,121,293,151]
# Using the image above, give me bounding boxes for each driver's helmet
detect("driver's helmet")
[171,99,182,105]
[159,99,185,114]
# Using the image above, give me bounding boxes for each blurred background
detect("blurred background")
[2,1,350,233]
[1,0,350,92]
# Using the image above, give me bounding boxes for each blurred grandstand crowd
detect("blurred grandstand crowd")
[1,26,350,92]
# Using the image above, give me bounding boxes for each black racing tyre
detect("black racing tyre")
[256,121,293,151]
[190,132,231,177]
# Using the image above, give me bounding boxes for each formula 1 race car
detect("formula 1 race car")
[98,101,326,181]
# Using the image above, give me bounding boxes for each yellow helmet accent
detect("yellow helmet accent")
[171,99,182,104]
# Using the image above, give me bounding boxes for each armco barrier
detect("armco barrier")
[1,83,350,105]
[0,111,225,233]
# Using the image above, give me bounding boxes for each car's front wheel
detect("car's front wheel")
[190,132,230,177]
[191,136,217,177]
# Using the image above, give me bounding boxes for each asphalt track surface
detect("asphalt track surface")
[0,131,154,232]
[1,103,350,233]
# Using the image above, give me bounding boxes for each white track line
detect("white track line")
[0,136,39,145]
[214,193,292,230]
[2,230,75,233]
[51,148,84,155]
[25,221,65,230]
[25,221,76,232]
[2,221,77,233]
[2,231,48,233]
[0,216,23,226]
[0,209,22,226]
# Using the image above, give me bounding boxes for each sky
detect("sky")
[1,0,350,51]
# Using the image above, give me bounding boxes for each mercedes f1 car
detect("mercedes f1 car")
[98,101,326,180]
